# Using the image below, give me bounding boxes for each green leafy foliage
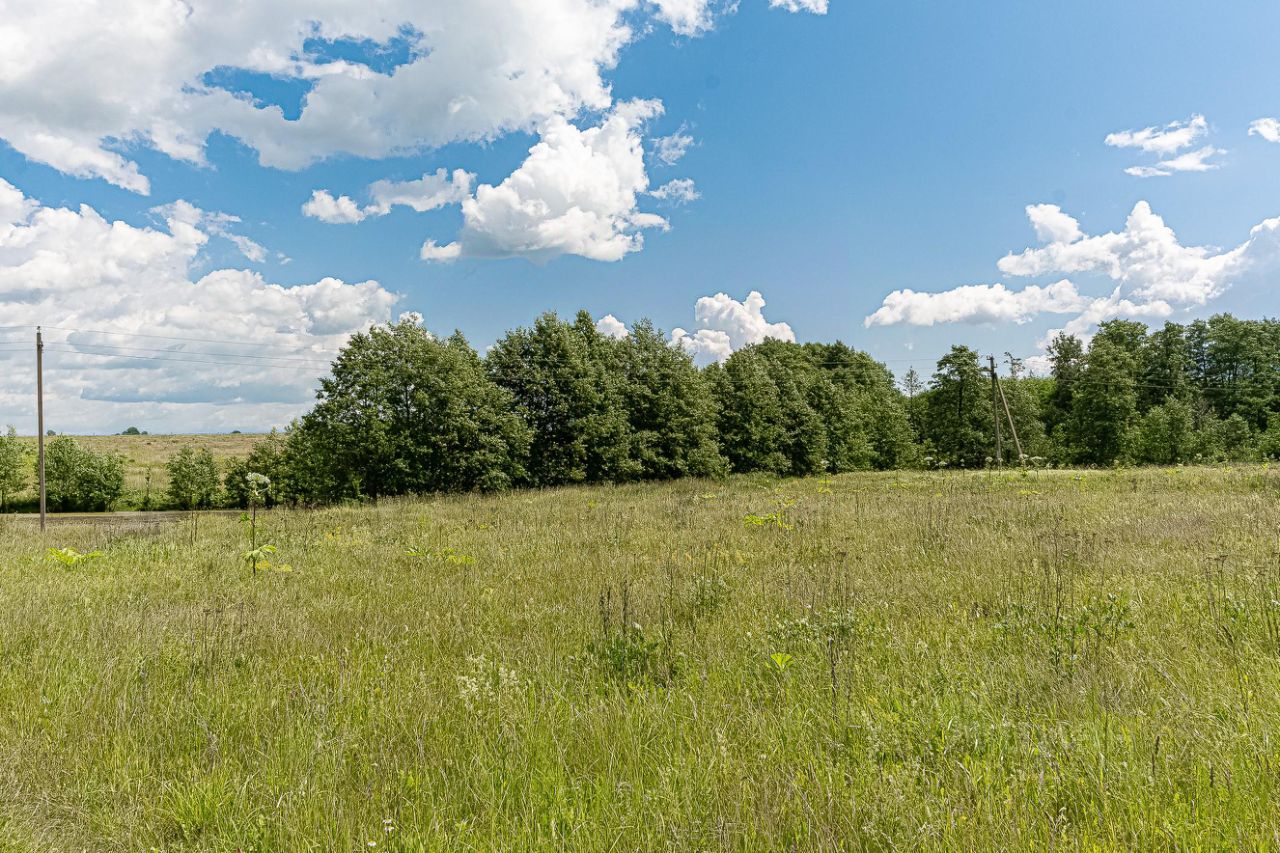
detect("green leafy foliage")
[190,311,1280,508]
[488,311,634,486]
[41,436,125,512]
[292,321,531,501]
[45,547,104,567]
[615,320,727,481]
[0,425,27,511]
[165,447,220,510]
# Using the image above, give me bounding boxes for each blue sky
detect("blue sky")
[1,0,1279,431]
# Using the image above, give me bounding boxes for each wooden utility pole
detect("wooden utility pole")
[989,355,1003,466]
[37,326,45,532]
[995,372,1025,462]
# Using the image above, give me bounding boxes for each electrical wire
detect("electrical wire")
[42,339,336,367]
[40,324,324,350]
[42,346,328,371]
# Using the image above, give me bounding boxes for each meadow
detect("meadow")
[1,466,1279,849]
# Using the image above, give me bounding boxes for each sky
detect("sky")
[1,0,1279,433]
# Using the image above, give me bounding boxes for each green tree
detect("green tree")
[487,311,633,487]
[1043,333,1085,458]
[996,375,1049,461]
[165,447,220,509]
[1128,397,1195,465]
[42,436,125,512]
[1139,322,1191,410]
[293,321,530,501]
[1071,338,1138,465]
[1201,315,1278,429]
[922,346,993,467]
[741,341,830,475]
[225,428,315,508]
[617,321,726,480]
[0,426,27,511]
[710,347,794,475]
[1258,413,1280,460]
[804,342,917,469]
[1216,413,1253,461]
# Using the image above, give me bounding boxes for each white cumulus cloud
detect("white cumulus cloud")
[1249,118,1280,144]
[769,0,829,13]
[1026,204,1084,245]
[1124,145,1224,178]
[422,100,669,263]
[864,280,1088,328]
[594,314,629,339]
[1105,114,1208,156]
[304,169,475,224]
[302,191,366,225]
[671,290,795,365]
[651,127,695,165]
[0,178,398,432]
[650,178,700,204]
[866,201,1280,348]
[0,0,826,194]
[996,201,1250,305]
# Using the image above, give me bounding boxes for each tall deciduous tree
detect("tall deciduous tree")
[1071,337,1138,465]
[487,312,633,487]
[923,346,994,467]
[617,321,726,480]
[0,426,27,511]
[295,321,530,501]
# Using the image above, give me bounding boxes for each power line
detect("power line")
[42,346,329,371]
[43,339,336,367]
[42,324,341,351]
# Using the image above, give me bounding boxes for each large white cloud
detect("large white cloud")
[671,290,795,364]
[865,280,1088,328]
[422,100,670,263]
[996,201,1252,305]
[865,201,1280,346]
[0,178,398,432]
[0,0,827,194]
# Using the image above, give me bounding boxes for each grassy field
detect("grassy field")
[1,467,1279,849]
[13,433,262,503]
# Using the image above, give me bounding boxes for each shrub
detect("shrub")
[166,447,221,510]
[41,436,125,512]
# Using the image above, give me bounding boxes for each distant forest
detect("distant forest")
[223,311,1280,506]
[7,311,1278,512]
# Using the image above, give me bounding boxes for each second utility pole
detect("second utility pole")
[37,326,45,532]
[989,355,1002,466]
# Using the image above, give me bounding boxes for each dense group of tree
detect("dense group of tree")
[231,311,1280,506]
[3,311,1280,511]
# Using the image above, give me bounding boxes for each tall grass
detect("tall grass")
[1,466,1279,849]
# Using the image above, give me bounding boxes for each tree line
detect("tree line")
[2,311,1279,511]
